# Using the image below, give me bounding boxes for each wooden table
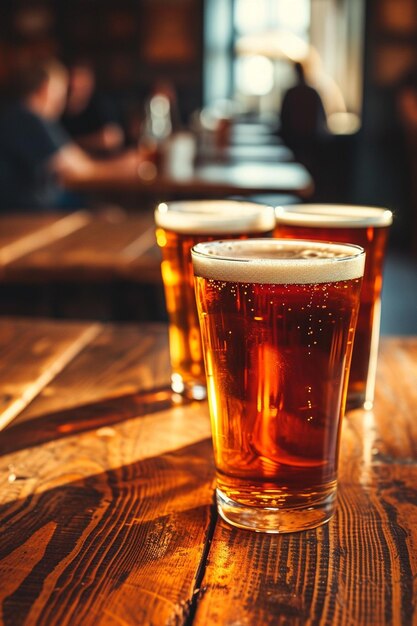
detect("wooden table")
[0,210,160,284]
[230,121,281,145]
[0,317,416,625]
[197,143,294,164]
[0,210,163,320]
[68,160,313,199]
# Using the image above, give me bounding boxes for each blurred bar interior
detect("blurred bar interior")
[0,0,416,331]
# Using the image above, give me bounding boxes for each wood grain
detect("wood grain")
[0,213,90,267]
[0,323,417,626]
[0,319,213,626]
[0,318,100,431]
[14,323,171,422]
[192,444,417,626]
[368,338,417,461]
[0,323,172,454]
[3,212,158,283]
[192,337,417,626]
[0,429,213,626]
[0,215,58,251]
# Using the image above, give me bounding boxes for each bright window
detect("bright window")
[233,0,364,129]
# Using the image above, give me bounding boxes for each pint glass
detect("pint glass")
[274,204,392,410]
[155,201,275,400]
[192,239,364,532]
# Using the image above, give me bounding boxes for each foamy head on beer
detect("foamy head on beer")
[192,239,365,284]
[275,204,393,229]
[155,200,276,235]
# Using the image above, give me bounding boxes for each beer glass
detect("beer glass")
[155,200,275,400]
[274,204,392,410]
[192,239,364,533]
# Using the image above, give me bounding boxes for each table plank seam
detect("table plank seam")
[120,227,156,261]
[183,490,218,626]
[0,323,101,432]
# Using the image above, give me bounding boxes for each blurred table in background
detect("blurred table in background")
[229,121,282,145]
[0,211,159,283]
[65,115,312,208]
[197,143,294,164]
[67,160,313,203]
[0,210,163,321]
[0,317,416,625]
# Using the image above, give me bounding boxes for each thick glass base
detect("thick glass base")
[171,373,207,401]
[216,488,337,533]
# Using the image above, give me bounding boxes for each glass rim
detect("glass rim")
[154,199,276,234]
[275,204,393,228]
[192,238,365,262]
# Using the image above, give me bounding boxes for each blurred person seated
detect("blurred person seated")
[280,61,330,198]
[61,60,124,155]
[0,59,145,212]
[280,61,328,154]
[303,47,347,121]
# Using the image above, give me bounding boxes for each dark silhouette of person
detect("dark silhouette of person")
[280,61,328,177]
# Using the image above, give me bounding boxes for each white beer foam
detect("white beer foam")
[155,200,275,234]
[275,204,393,228]
[192,239,365,284]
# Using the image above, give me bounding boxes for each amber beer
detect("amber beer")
[192,239,365,532]
[155,201,275,399]
[274,204,393,409]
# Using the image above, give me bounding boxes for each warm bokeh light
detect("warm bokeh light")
[327,112,361,135]
[275,0,310,33]
[236,55,274,96]
[236,30,309,62]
